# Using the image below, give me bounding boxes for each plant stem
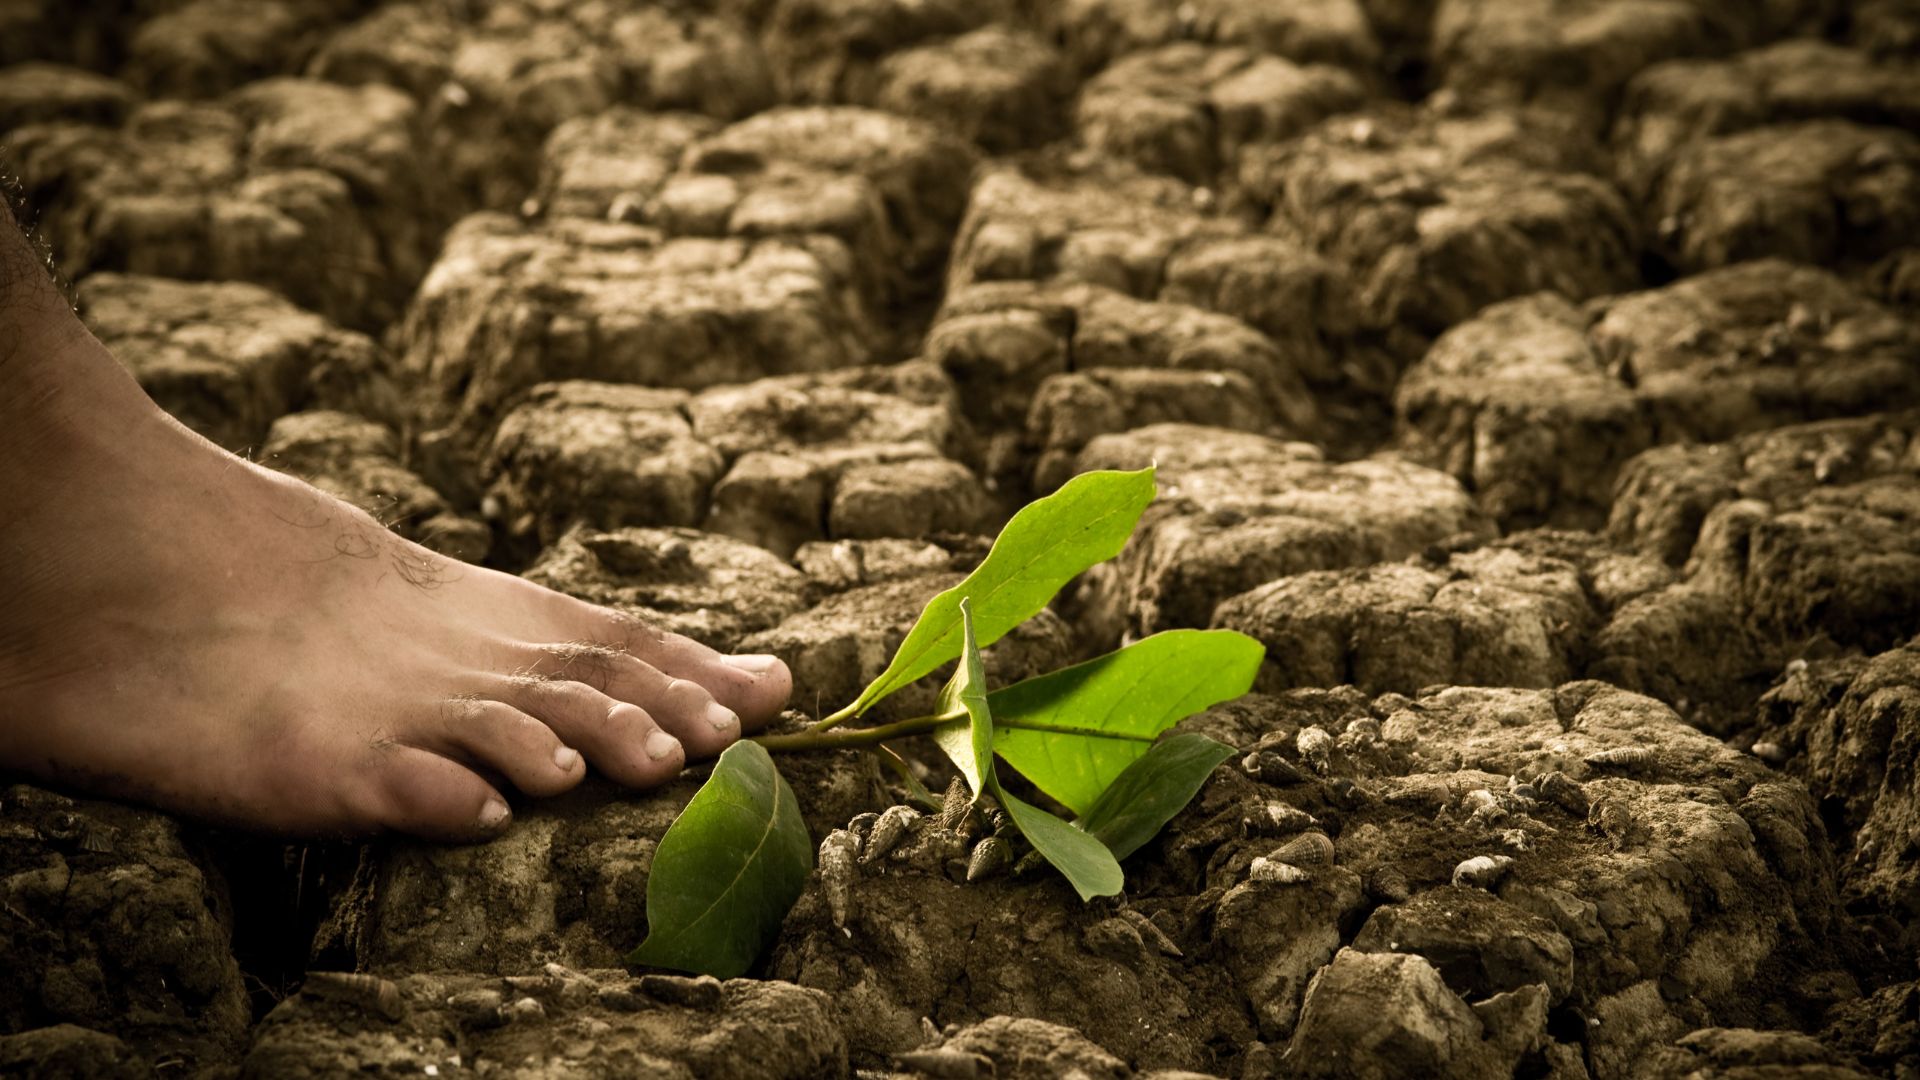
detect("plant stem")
[807,702,860,733]
[754,711,957,752]
[754,715,1160,754]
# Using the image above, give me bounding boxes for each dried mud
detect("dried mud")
[3,1,1918,1077]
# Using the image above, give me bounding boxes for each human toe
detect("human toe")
[367,746,515,842]
[567,609,793,728]
[643,643,791,732]
[576,651,744,757]
[505,676,686,787]
[435,697,585,798]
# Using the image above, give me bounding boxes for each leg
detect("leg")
[0,194,790,840]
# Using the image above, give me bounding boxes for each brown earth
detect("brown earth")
[3,1,1918,1077]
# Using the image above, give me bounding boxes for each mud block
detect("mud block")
[310,1,774,210]
[1073,423,1489,633]
[771,809,1279,1069]
[1281,950,1535,1078]
[929,283,1321,489]
[522,526,810,652]
[1429,0,1831,118]
[1822,982,1920,1078]
[400,214,877,428]
[1868,246,1920,316]
[701,451,836,559]
[535,108,719,222]
[261,411,490,564]
[945,162,1238,298]
[484,382,724,548]
[1613,40,1920,203]
[1611,41,1920,273]
[1396,293,1652,529]
[1608,410,1920,563]
[0,785,249,1072]
[1210,868,1368,1041]
[0,1026,153,1080]
[1587,582,1775,733]
[1334,684,1837,1059]
[1075,43,1370,185]
[1637,1028,1873,1080]
[1048,0,1380,75]
[1688,474,1920,655]
[1587,260,1920,444]
[302,2,456,100]
[13,79,437,330]
[239,970,847,1080]
[122,0,356,99]
[0,63,133,129]
[1241,106,1637,351]
[681,362,985,555]
[828,457,992,541]
[650,107,978,310]
[791,537,979,594]
[77,273,400,454]
[702,445,990,559]
[687,361,972,463]
[1757,641,1920,932]
[1652,121,1920,275]
[1027,368,1276,492]
[1352,886,1575,1003]
[1159,233,1359,389]
[873,27,1073,154]
[922,284,1077,431]
[1067,287,1321,432]
[927,1017,1131,1080]
[758,0,1006,105]
[1215,545,1595,695]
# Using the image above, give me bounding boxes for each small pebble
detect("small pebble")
[1249,857,1310,884]
[638,973,724,1011]
[503,996,545,1023]
[1452,854,1515,890]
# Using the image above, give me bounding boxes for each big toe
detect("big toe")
[713,653,792,728]
[644,647,791,732]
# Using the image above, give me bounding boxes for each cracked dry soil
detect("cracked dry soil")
[4,0,1920,1077]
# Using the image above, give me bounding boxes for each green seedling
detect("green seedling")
[628,467,1264,978]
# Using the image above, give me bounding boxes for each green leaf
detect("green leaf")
[627,741,813,978]
[990,630,1264,815]
[1077,733,1238,861]
[931,597,994,802]
[838,466,1156,721]
[1003,789,1124,901]
[934,600,1122,901]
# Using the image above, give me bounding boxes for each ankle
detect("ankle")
[0,329,159,467]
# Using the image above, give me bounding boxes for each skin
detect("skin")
[0,194,791,841]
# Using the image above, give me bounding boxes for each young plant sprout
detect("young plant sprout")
[629,467,1263,978]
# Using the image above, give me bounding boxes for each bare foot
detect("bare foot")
[0,230,790,841]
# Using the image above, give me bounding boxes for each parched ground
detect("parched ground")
[4,1,1920,1077]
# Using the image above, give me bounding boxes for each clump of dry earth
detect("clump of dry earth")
[4,1,1919,1076]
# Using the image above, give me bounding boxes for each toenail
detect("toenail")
[706,702,739,734]
[479,797,511,830]
[554,746,581,772]
[646,730,681,761]
[723,654,781,677]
